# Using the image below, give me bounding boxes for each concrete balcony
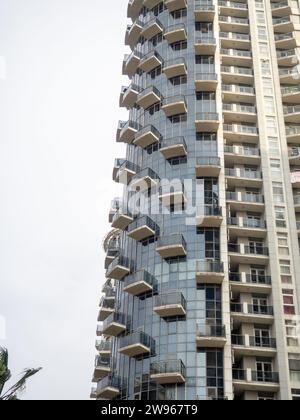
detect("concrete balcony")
[165,23,187,44]
[116,120,141,144]
[195,112,219,132]
[284,105,300,123]
[220,31,251,50]
[219,15,250,33]
[228,243,269,265]
[194,2,215,22]
[277,49,298,66]
[93,355,111,382]
[230,272,272,294]
[127,0,143,20]
[134,125,160,149]
[196,324,227,348]
[224,145,260,165]
[106,256,133,281]
[221,65,254,84]
[294,195,300,211]
[233,370,279,393]
[159,181,187,206]
[286,126,300,144]
[292,171,300,188]
[130,168,160,192]
[223,124,259,144]
[223,103,257,123]
[231,303,274,325]
[196,206,223,228]
[195,72,218,91]
[219,1,248,18]
[156,234,187,259]
[141,18,164,40]
[196,260,225,285]
[222,84,255,103]
[160,136,187,159]
[144,0,161,9]
[154,291,186,317]
[123,269,156,296]
[289,148,300,165]
[100,312,128,337]
[136,86,162,109]
[226,192,265,212]
[282,86,300,104]
[273,16,295,33]
[165,0,187,12]
[113,160,139,186]
[111,209,133,231]
[162,95,187,117]
[195,37,216,54]
[96,376,123,400]
[196,156,221,177]
[125,20,143,48]
[221,48,252,67]
[122,50,141,77]
[150,360,186,384]
[163,57,187,79]
[139,50,163,73]
[119,332,154,358]
[95,339,111,355]
[232,335,277,358]
[225,168,263,188]
[227,217,267,238]
[119,83,141,109]
[108,198,121,224]
[98,297,115,322]
[275,32,297,49]
[105,248,119,269]
[127,216,159,241]
[271,1,292,17]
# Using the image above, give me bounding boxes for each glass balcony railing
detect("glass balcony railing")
[124,269,157,290]
[197,324,226,338]
[249,337,277,349]
[150,360,186,377]
[154,291,186,310]
[196,260,224,274]
[119,331,155,352]
[252,371,279,384]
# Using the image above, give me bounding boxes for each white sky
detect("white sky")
[0,0,128,400]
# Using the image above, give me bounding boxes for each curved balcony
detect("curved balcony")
[232,335,277,357]
[105,247,119,270]
[165,0,187,12]
[144,0,161,9]
[195,1,215,22]
[93,355,111,382]
[233,369,279,393]
[228,243,269,265]
[116,120,141,144]
[277,49,298,66]
[128,216,159,242]
[162,95,187,117]
[224,145,260,165]
[106,256,133,281]
[113,160,139,186]
[287,126,300,144]
[227,217,267,238]
[196,260,224,285]
[195,36,216,55]
[196,205,223,228]
[96,375,124,400]
[119,83,141,109]
[108,198,121,223]
[150,360,186,384]
[154,291,186,318]
[133,125,160,149]
[163,57,187,79]
[275,32,297,49]
[231,303,274,325]
[195,72,218,91]
[122,50,141,77]
[123,269,156,296]
[219,1,248,18]
[136,86,162,109]
[156,234,187,259]
[159,180,187,207]
[112,209,133,231]
[223,124,259,144]
[125,20,143,48]
[98,297,115,322]
[196,156,221,177]
[271,1,292,17]
[130,168,160,192]
[164,23,187,44]
[226,192,265,212]
[195,112,219,132]
[225,168,263,188]
[273,16,294,33]
[119,332,155,358]
[230,272,272,294]
[196,324,227,348]
[139,50,163,73]
[160,136,187,159]
[127,0,143,20]
[289,148,300,165]
[95,339,111,355]
[141,18,164,40]
[100,312,128,337]
[284,105,300,123]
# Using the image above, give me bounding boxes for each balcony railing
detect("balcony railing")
[252,371,279,383]
[228,243,269,256]
[196,260,224,274]
[124,269,157,290]
[119,331,155,352]
[227,217,266,229]
[154,291,187,311]
[229,272,271,286]
[249,336,277,349]
[226,192,264,204]
[197,324,226,338]
[150,360,186,377]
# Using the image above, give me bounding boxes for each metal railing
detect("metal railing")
[119,331,155,351]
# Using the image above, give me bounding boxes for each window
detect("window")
[286,320,299,347]
[273,182,285,203]
[270,159,281,177]
[278,232,289,255]
[283,289,296,315]
[280,259,291,275]
[265,97,275,114]
[275,206,287,228]
[266,117,277,135]
[268,137,280,155]
[292,389,300,400]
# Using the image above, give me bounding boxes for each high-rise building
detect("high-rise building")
[92,0,300,401]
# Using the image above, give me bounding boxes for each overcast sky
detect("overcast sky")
[0,0,127,400]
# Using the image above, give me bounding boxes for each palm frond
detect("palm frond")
[0,367,42,400]
[0,347,11,397]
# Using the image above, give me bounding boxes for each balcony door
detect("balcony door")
[250,267,266,284]
[256,361,272,382]
[252,297,268,314]
[254,328,271,347]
